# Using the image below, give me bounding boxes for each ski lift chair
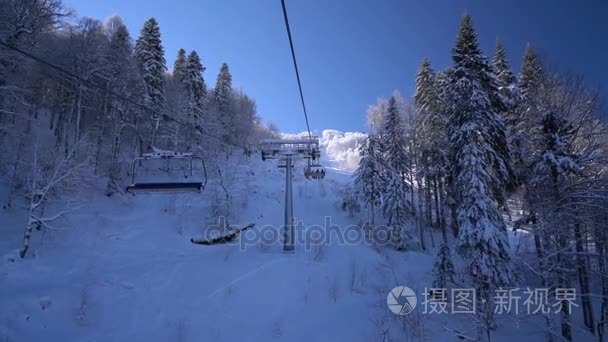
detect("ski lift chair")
[126,151,207,194]
[304,158,326,180]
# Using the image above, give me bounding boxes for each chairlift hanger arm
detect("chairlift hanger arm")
[191,156,208,189]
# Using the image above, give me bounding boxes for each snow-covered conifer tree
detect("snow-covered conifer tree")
[103,18,140,194]
[519,45,544,104]
[382,171,415,250]
[134,18,166,147]
[134,18,166,111]
[492,40,517,111]
[530,110,581,201]
[353,134,384,227]
[380,96,410,186]
[214,63,232,111]
[415,58,446,165]
[184,50,207,120]
[173,48,187,85]
[174,50,207,151]
[529,110,582,341]
[432,242,455,288]
[446,13,515,292]
[492,40,527,185]
[414,58,448,236]
[514,45,546,156]
[214,63,233,143]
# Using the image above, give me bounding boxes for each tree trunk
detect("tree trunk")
[21,147,43,258]
[597,218,608,342]
[370,202,375,228]
[20,215,37,258]
[531,217,554,342]
[106,124,122,196]
[63,96,76,158]
[416,175,426,250]
[448,181,459,238]
[75,84,83,155]
[370,181,376,228]
[94,87,110,175]
[438,177,448,243]
[560,276,573,342]
[574,222,595,334]
[425,176,433,227]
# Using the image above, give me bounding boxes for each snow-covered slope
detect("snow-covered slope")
[0,154,401,341]
[0,151,578,341]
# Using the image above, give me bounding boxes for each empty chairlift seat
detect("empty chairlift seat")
[126,150,207,194]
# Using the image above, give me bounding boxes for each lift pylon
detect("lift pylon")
[259,137,324,252]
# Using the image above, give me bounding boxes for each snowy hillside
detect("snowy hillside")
[0,152,583,342]
[2,2,607,341]
[0,154,403,341]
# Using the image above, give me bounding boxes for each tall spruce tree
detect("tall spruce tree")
[509,45,545,189]
[446,14,515,292]
[134,18,166,148]
[436,68,463,239]
[432,242,455,288]
[173,48,187,85]
[414,58,449,243]
[519,44,544,104]
[492,40,525,186]
[414,59,447,190]
[492,40,517,92]
[417,60,454,272]
[415,58,446,163]
[134,18,166,111]
[104,19,139,195]
[492,40,518,116]
[381,96,411,186]
[382,171,415,250]
[185,50,207,118]
[530,111,581,342]
[353,134,384,227]
[531,111,580,188]
[376,96,416,249]
[166,48,189,150]
[214,63,233,142]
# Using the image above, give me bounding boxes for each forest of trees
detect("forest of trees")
[0,1,276,257]
[354,14,608,342]
[3,1,608,341]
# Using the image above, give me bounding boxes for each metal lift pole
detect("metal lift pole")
[259,137,322,253]
[283,155,295,253]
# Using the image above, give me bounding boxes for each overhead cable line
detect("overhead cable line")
[280,0,314,148]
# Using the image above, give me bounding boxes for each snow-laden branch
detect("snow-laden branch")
[19,138,87,258]
[31,204,83,226]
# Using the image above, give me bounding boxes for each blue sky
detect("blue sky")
[66,0,607,133]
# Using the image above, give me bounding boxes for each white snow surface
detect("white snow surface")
[0,155,413,341]
[0,153,576,341]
